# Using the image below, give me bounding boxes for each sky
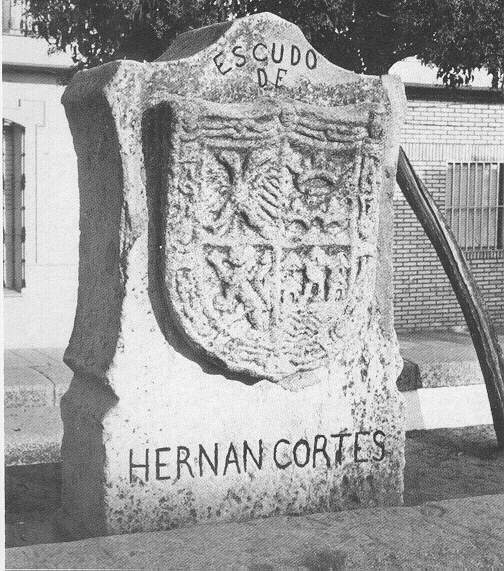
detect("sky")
[389,57,494,88]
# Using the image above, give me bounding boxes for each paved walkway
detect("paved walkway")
[4,348,70,466]
[399,330,504,389]
[4,348,70,408]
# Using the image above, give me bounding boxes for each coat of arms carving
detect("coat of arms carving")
[156,97,386,382]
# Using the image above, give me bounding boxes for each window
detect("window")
[3,120,25,291]
[446,162,504,251]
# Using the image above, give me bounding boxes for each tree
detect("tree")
[25,0,504,87]
[395,0,504,88]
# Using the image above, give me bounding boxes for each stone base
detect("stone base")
[60,326,404,539]
[8,496,504,569]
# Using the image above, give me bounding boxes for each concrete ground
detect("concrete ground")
[399,329,504,389]
[4,348,70,409]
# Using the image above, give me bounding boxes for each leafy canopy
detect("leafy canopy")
[26,0,504,87]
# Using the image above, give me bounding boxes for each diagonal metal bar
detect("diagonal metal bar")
[396,146,504,447]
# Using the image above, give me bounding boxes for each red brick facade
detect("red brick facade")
[393,92,504,330]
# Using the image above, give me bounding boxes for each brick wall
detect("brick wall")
[393,97,504,330]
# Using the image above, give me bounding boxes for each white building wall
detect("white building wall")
[3,69,79,347]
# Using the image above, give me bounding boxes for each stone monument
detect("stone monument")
[60,12,406,538]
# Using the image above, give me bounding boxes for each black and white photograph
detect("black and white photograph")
[3,0,504,568]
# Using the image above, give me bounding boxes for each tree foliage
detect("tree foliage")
[25,0,504,87]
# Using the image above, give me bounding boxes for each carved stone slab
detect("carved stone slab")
[60,12,406,538]
[158,98,384,381]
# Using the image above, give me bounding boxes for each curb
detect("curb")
[5,407,63,466]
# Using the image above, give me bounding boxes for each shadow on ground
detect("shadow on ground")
[403,425,504,506]
[5,425,504,548]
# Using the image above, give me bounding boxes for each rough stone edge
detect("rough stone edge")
[155,11,361,84]
[157,19,234,61]
[62,60,144,384]
[58,375,119,538]
[397,359,422,391]
[378,74,407,343]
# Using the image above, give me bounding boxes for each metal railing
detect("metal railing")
[446,161,504,251]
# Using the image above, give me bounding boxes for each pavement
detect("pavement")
[4,348,70,466]
[4,348,70,409]
[3,330,504,466]
[398,329,504,390]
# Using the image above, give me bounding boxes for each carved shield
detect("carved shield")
[159,97,385,381]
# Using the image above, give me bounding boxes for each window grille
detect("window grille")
[446,162,504,250]
[3,120,26,291]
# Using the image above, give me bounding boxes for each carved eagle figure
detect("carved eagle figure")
[204,148,283,240]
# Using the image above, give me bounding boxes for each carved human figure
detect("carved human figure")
[207,246,269,330]
[303,246,329,302]
[281,250,304,306]
[331,251,350,301]
[254,249,274,306]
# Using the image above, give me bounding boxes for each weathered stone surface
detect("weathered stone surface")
[7,495,504,569]
[60,12,406,538]
[156,96,387,382]
[396,358,421,391]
